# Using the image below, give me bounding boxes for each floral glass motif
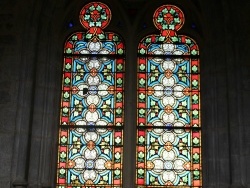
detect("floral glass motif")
[57,2,125,187]
[137,5,201,187]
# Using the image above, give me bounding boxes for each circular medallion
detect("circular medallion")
[85,160,95,169]
[88,85,98,95]
[164,161,173,170]
[153,5,185,31]
[164,87,173,96]
[79,2,111,30]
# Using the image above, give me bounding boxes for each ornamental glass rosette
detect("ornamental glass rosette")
[57,2,125,187]
[137,5,201,187]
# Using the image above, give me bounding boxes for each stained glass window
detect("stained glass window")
[57,2,125,187]
[136,5,201,187]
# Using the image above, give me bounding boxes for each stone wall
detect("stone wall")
[0,0,249,187]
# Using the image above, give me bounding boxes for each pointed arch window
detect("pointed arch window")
[136,5,201,187]
[57,2,125,187]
